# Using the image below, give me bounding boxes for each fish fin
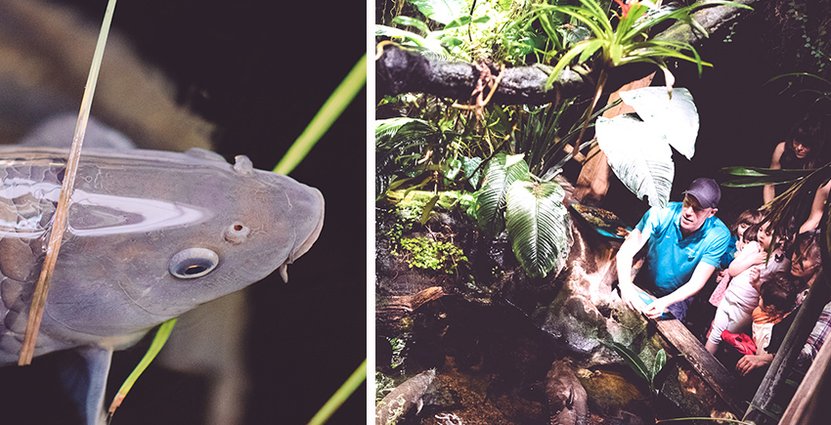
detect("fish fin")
[19,113,136,150]
[416,398,424,415]
[59,346,113,425]
[185,147,227,162]
[279,263,289,283]
[566,387,574,409]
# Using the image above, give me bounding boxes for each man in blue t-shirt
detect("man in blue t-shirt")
[615,178,732,321]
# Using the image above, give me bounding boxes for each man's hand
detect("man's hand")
[643,297,671,319]
[736,353,773,376]
[618,283,647,311]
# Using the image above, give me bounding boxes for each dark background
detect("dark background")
[0,0,366,424]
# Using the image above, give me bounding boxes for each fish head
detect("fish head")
[36,148,324,338]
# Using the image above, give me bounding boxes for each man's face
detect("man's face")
[680,195,716,234]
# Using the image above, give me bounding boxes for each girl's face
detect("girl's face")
[757,222,773,250]
[792,140,812,159]
[737,222,751,241]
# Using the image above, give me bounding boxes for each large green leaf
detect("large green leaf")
[375,117,436,142]
[410,0,468,25]
[473,153,530,235]
[596,114,674,207]
[505,180,571,278]
[721,166,812,188]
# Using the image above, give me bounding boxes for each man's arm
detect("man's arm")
[643,262,717,319]
[763,142,784,205]
[616,228,649,310]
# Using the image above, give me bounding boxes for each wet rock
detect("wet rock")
[576,368,651,416]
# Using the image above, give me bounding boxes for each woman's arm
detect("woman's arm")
[799,180,831,234]
[763,142,785,205]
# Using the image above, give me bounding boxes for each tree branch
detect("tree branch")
[376,0,757,104]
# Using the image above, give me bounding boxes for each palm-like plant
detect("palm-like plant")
[534,0,751,151]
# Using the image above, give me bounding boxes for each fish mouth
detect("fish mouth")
[289,188,325,262]
[277,189,324,283]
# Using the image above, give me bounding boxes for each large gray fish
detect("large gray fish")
[0,145,324,424]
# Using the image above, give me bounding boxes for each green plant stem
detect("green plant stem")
[108,318,177,417]
[307,359,367,425]
[274,54,367,175]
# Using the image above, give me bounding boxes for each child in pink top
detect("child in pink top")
[709,209,764,307]
[706,220,789,354]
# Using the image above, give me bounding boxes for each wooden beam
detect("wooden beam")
[654,318,744,415]
[778,306,831,423]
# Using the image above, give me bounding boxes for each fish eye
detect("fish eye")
[169,248,219,279]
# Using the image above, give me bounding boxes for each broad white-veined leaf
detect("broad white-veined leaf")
[618,87,699,160]
[505,180,572,278]
[474,153,529,235]
[596,115,674,207]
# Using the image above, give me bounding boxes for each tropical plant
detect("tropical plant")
[765,72,831,109]
[377,0,544,64]
[375,112,482,197]
[595,86,699,207]
[473,152,572,278]
[530,0,750,152]
[604,341,667,394]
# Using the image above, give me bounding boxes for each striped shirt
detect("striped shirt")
[798,301,831,369]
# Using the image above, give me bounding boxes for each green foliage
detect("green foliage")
[388,336,408,369]
[535,0,751,89]
[474,152,531,235]
[410,0,467,25]
[375,115,466,197]
[375,371,398,403]
[397,236,468,273]
[472,152,573,278]
[378,0,543,64]
[603,341,666,394]
[505,180,571,278]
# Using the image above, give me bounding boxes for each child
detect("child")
[709,209,764,307]
[735,272,800,376]
[705,220,789,354]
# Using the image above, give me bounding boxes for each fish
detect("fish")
[0,145,324,425]
[546,359,589,425]
[376,369,436,425]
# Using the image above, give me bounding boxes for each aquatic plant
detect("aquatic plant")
[603,341,666,394]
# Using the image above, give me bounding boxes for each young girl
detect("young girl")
[709,209,764,307]
[705,220,789,354]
